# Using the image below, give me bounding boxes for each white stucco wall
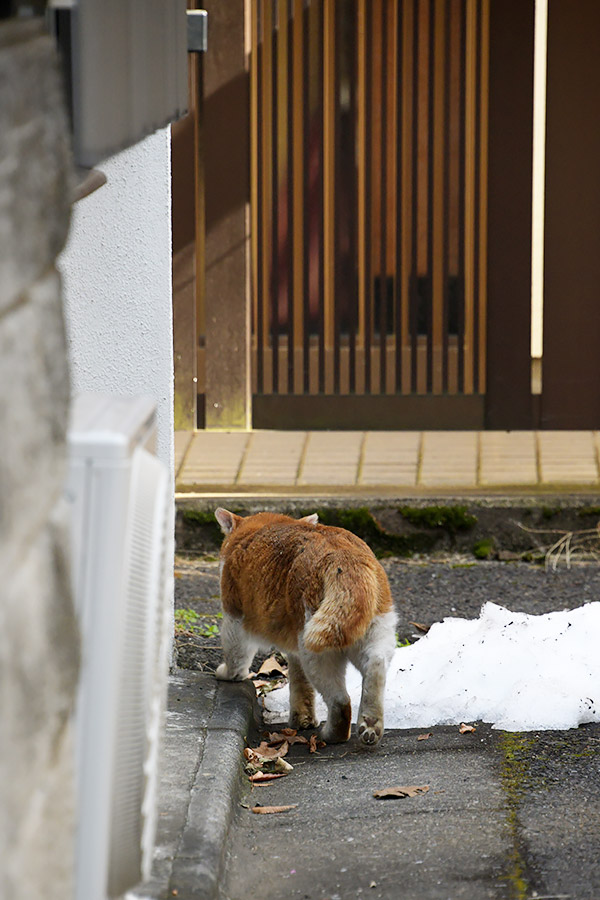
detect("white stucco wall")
[59,128,174,475]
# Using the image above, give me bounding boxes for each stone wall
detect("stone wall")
[0,19,80,900]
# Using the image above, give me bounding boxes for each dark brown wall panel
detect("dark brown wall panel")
[542,0,600,428]
[485,0,535,429]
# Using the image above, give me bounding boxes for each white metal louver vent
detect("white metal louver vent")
[66,394,172,900]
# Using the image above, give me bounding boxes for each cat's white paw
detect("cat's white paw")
[215,662,250,681]
[357,715,383,748]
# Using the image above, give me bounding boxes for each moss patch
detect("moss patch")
[473,538,496,560]
[304,506,437,558]
[577,506,600,518]
[180,508,228,546]
[398,504,477,533]
[499,733,536,900]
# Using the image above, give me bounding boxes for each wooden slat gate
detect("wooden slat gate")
[250,0,490,429]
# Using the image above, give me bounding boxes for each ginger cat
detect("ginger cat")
[214,509,396,748]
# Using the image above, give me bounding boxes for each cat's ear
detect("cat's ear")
[299,512,319,526]
[215,507,242,535]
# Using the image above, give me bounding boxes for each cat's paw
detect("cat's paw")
[215,663,248,681]
[289,710,319,730]
[357,714,383,748]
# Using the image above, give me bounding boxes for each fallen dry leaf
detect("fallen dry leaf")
[266,730,309,746]
[252,740,290,759]
[417,733,433,741]
[409,621,430,633]
[459,723,476,734]
[249,772,288,783]
[309,733,326,753]
[373,785,430,800]
[251,804,298,814]
[254,679,287,697]
[257,655,288,677]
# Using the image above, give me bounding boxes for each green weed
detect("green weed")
[174,608,222,638]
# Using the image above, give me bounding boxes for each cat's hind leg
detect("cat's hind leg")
[348,610,396,748]
[298,648,351,743]
[215,612,257,681]
[287,653,318,729]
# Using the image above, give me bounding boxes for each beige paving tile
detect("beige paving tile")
[174,431,193,478]
[237,431,307,485]
[298,431,364,485]
[178,432,250,484]
[538,431,599,484]
[479,431,538,485]
[360,432,420,486]
[419,431,478,486]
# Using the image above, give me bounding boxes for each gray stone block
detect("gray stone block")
[0,513,79,900]
[0,20,74,312]
[0,268,70,566]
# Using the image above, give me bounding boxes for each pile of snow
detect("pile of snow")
[263,602,600,732]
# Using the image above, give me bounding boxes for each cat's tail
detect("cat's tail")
[302,561,380,653]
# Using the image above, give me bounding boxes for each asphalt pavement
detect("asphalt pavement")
[133,503,600,900]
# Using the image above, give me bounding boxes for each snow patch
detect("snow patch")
[263,602,600,732]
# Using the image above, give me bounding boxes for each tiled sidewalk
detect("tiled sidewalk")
[175,430,600,495]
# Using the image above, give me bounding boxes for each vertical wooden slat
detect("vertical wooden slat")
[364,1,373,394]
[432,0,446,393]
[292,0,304,393]
[250,1,259,394]
[472,0,481,393]
[426,0,435,393]
[263,0,274,393]
[317,0,325,393]
[442,0,451,392]
[285,0,295,393]
[302,0,310,393]
[332,0,341,394]
[356,0,367,393]
[348,0,358,394]
[270,0,280,393]
[478,0,489,395]
[400,0,414,394]
[463,0,476,394]
[394,0,404,392]
[410,0,419,392]
[256,0,265,393]
[457,0,466,392]
[379,0,388,394]
[323,0,336,394]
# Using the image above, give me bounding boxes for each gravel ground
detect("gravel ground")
[174,550,600,672]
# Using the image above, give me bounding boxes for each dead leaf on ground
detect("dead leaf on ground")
[254,679,287,696]
[373,785,430,800]
[244,755,293,775]
[244,741,290,769]
[255,740,290,758]
[249,772,288,783]
[266,729,309,746]
[417,733,433,741]
[251,804,298,814]
[459,723,477,734]
[409,621,430,633]
[257,655,288,677]
[309,733,326,753]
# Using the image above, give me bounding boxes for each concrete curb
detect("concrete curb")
[169,679,259,900]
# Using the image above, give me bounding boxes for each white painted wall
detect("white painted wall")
[59,127,174,475]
